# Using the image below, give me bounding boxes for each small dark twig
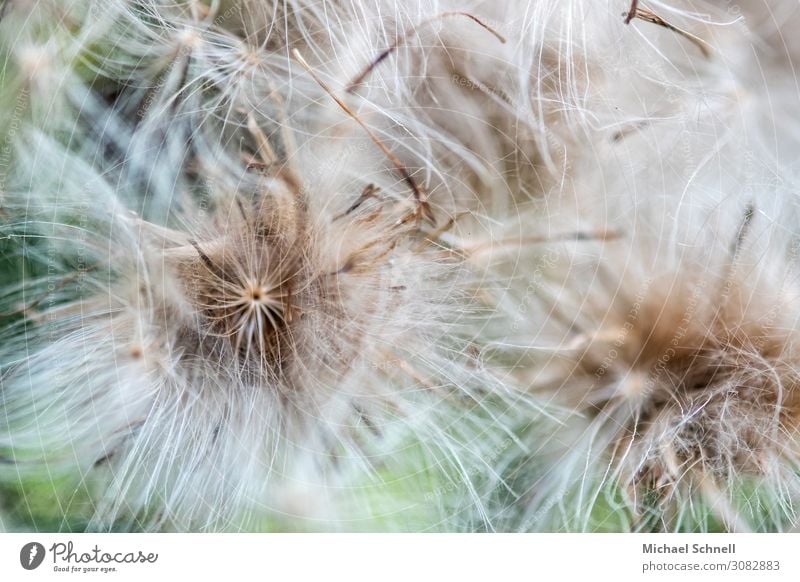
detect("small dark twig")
[334,184,381,221]
[624,0,639,25]
[189,239,227,280]
[293,49,436,225]
[0,1,12,24]
[468,229,622,257]
[626,5,711,58]
[346,12,506,93]
[731,203,755,257]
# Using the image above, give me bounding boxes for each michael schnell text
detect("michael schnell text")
[643,544,736,555]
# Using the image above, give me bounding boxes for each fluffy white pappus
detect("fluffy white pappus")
[4,0,800,534]
[0,1,543,531]
[459,0,800,532]
[493,197,800,531]
[19,0,600,225]
[0,102,542,529]
[0,122,533,530]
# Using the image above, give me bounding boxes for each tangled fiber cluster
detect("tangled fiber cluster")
[2,0,800,532]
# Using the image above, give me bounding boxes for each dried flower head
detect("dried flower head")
[498,205,800,531]
[0,0,533,531]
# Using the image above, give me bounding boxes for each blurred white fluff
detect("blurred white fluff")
[2,0,800,532]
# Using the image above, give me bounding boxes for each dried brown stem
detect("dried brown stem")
[293,49,435,225]
[468,229,621,257]
[731,203,755,257]
[334,184,381,221]
[346,11,507,93]
[246,112,277,166]
[415,211,469,251]
[624,0,639,25]
[189,239,227,280]
[629,6,711,58]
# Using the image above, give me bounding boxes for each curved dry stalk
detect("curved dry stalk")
[346,11,507,93]
[626,4,711,59]
[293,48,435,225]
